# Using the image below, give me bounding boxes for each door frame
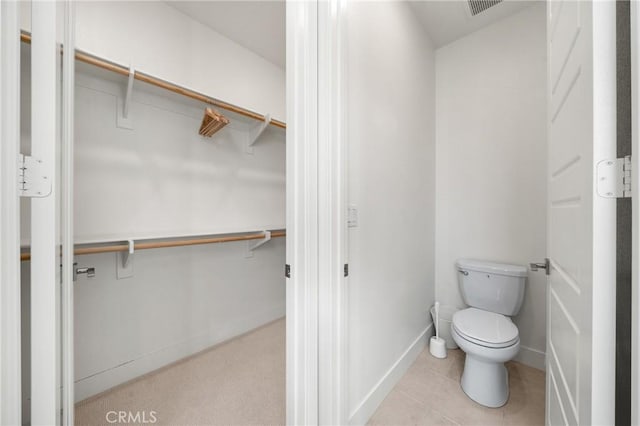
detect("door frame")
[632,1,640,424]
[286,1,320,423]
[286,0,349,424]
[61,2,76,424]
[30,2,62,423]
[317,1,348,424]
[28,2,75,424]
[590,3,618,422]
[0,1,23,424]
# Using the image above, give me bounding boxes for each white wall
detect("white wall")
[76,1,285,121]
[71,68,285,243]
[347,2,436,424]
[72,238,285,401]
[21,1,285,121]
[435,4,547,369]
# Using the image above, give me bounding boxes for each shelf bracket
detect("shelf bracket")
[245,114,271,154]
[117,239,135,279]
[245,231,272,257]
[117,65,135,129]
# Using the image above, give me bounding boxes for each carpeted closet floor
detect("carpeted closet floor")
[75,318,286,426]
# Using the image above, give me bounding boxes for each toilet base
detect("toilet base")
[460,355,509,408]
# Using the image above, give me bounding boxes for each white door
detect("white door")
[546,1,617,425]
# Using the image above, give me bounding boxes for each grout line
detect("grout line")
[442,415,461,426]
[396,388,428,407]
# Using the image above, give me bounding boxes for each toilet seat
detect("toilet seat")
[452,308,519,349]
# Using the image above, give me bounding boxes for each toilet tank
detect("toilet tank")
[456,259,527,316]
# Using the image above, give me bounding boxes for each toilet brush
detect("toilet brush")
[429,302,447,359]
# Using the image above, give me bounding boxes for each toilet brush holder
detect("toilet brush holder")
[429,336,447,359]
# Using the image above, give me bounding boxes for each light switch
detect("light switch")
[348,205,358,228]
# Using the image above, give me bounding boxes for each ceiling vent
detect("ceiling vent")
[467,0,503,16]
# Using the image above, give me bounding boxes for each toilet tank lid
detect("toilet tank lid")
[456,259,527,277]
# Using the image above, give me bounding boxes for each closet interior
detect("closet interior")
[19,1,287,424]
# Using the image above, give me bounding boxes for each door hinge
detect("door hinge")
[285,264,291,278]
[18,154,51,198]
[596,155,631,198]
[344,264,349,277]
[530,258,550,276]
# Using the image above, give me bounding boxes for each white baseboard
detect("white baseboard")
[514,345,546,371]
[75,304,285,402]
[349,323,432,426]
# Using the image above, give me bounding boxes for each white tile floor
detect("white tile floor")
[368,348,546,426]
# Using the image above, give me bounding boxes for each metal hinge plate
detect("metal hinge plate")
[530,258,550,276]
[18,154,51,198]
[596,156,631,198]
[285,264,291,278]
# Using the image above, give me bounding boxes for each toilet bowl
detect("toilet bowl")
[451,307,520,407]
[453,259,527,408]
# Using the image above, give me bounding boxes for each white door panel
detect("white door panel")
[549,361,576,425]
[549,74,587,173]
[548,287,580,409]
[548,211,587,286]
[546,1,616,425]
[549,0,580,93]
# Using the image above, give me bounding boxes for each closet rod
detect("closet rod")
[19,230,286,261]
[20,33,286,129]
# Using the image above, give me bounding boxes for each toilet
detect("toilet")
[451,259,527,408]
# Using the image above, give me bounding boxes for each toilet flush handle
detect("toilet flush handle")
[459,270,469,276]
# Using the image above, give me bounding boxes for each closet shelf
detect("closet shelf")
[19,32,286,130]
[19,230,286,262]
